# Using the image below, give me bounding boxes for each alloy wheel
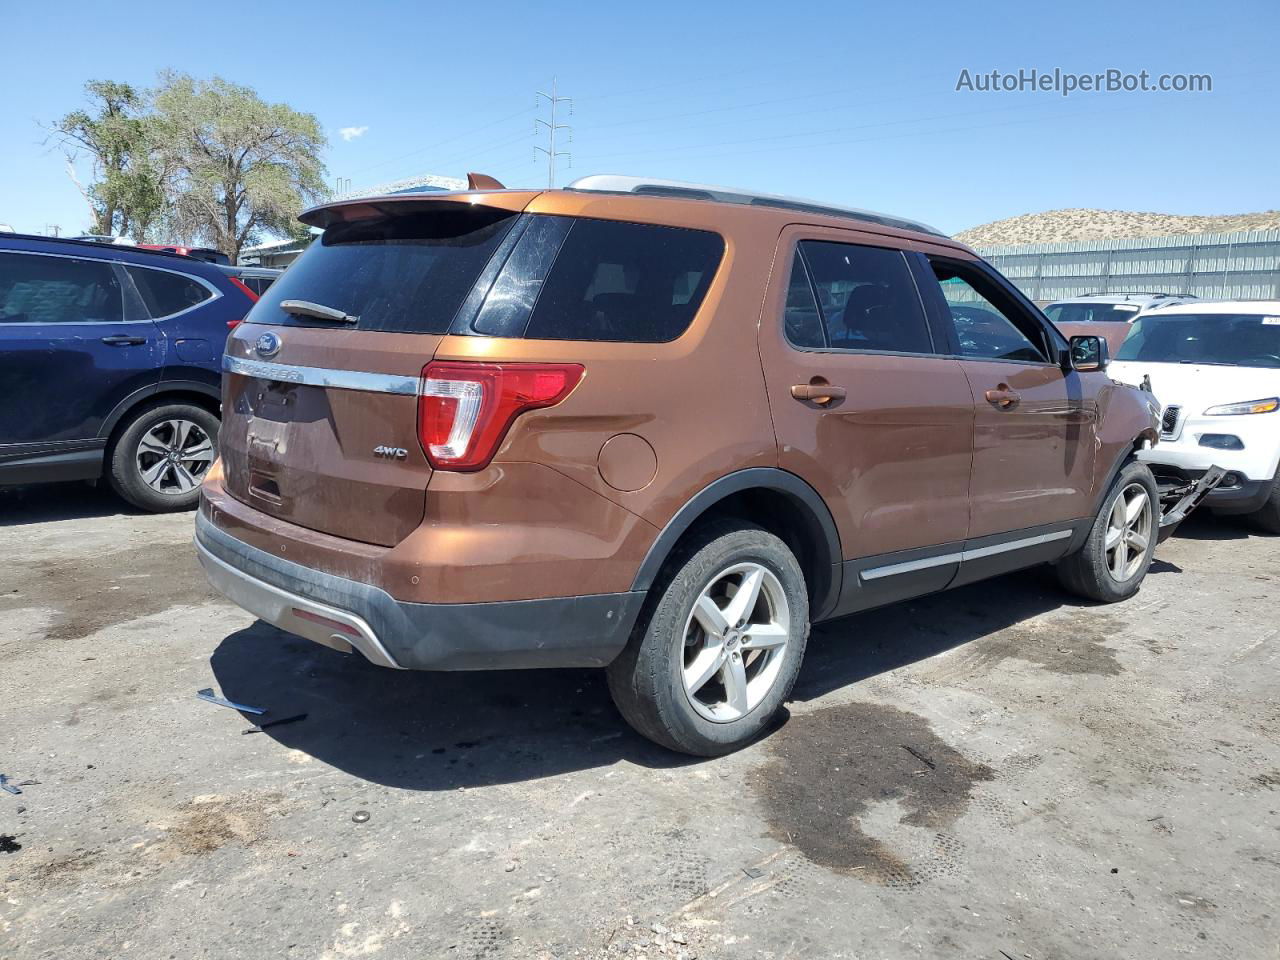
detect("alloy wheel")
[135,419,214,495]
[680,562,790,722]
[1105,482,1152,582]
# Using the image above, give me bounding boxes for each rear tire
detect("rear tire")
[1056,460,1158,603]
[1247,465,1280,534]
[607,520,809,757]
[106,401,219,513]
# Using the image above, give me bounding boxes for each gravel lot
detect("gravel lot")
[2,483,1278,959]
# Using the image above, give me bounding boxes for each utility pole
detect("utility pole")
[535,77,572,188]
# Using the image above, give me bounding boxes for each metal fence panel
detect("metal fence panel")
[977,229,1280,302]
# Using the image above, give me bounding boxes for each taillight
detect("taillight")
[227,276,258,328]
[417,361,584,471]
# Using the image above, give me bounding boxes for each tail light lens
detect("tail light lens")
[226,276,259,329]
[418,361,584,471]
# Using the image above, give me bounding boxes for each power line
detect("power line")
[534,77,572,187]
[344,104,535,179]
[573,100,1147,169]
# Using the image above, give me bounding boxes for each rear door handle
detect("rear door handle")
[790,381,846,405]
[985,386,1021,409]
[101,335,147,346]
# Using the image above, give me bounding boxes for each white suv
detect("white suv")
[1043,293,1195,325]
[1108,300,1280,531]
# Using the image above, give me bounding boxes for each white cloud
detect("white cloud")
[339,126,369,142]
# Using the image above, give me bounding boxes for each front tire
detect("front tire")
[607,521,809,756]
[1056,460,1158,602]
[106,401,219,513]
[1247,464,1280,534]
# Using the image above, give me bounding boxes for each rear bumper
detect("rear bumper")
[195,512,645,670]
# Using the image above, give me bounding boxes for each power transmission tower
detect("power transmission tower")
[535,77,572,188]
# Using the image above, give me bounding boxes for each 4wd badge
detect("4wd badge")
[373,445,408,460]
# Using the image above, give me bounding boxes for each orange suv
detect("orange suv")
[196,175,1162,755]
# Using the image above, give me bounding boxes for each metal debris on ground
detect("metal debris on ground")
[196,687,266,715]
[0,774,22,795]
[242,713,308,734]
[351,810,371,823]
[901,744,937,769]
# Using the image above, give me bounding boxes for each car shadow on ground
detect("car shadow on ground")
[0,482,138,526]
[210,567,1084,790]
[796,568,1078,702]
[1168,509,1265,541]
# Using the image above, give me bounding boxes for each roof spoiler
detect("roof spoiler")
[467,172,506,191]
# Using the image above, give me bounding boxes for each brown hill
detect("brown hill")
[955,208,1280,247]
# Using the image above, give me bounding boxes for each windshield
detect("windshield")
[251,204,519,334]
[1116,312,1280,368]
[1044,302,1143,324]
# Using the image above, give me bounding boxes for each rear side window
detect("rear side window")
[254,205,520,333]
[127,266,213,318]
[787,240,933,354]
[0,251,123,324]
[520,219,723,342]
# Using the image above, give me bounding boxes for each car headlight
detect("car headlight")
[1203,397,1279,416]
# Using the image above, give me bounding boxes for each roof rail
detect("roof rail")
[565,175,946,238]
[0,231,219,264]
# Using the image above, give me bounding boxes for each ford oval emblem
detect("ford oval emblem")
[255,332,281,358]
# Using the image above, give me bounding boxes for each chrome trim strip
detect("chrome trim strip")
[960,529,1073,562]
[860,529,1074,582]
[859,551,961,582]
[222,355,420,395]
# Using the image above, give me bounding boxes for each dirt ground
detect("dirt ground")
[1,482,1277,959]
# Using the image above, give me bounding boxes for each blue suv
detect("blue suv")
[0,234,259,511]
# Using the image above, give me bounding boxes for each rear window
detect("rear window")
[1044,302,1142,324]
[253,205,520,333]
[127,266,213,318]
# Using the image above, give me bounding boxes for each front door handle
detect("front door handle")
[101,335,147,346]
[985,386,1021,409]
[791,380,846,405]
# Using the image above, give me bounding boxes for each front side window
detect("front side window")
[127,266,213,318]
[785,240,933,354]
[928,260,1048,363]
[0,252,124,324]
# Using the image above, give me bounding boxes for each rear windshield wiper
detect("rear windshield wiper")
[279,299,359,324]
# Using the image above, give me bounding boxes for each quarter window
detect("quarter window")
[785,240,934,354]
[127,267,213,318]
[927,260,1048,363]
[521,219,723,343]
[0,252,124,324]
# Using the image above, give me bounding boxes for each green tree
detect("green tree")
[150,72,327,262]
[53,80,164,238]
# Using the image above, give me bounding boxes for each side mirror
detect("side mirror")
[1068,334,1108,372]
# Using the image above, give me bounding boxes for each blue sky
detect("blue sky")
[2,0,1274,237]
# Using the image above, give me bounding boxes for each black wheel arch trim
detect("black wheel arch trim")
[630,467,843,621]
[99,379,221,440]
